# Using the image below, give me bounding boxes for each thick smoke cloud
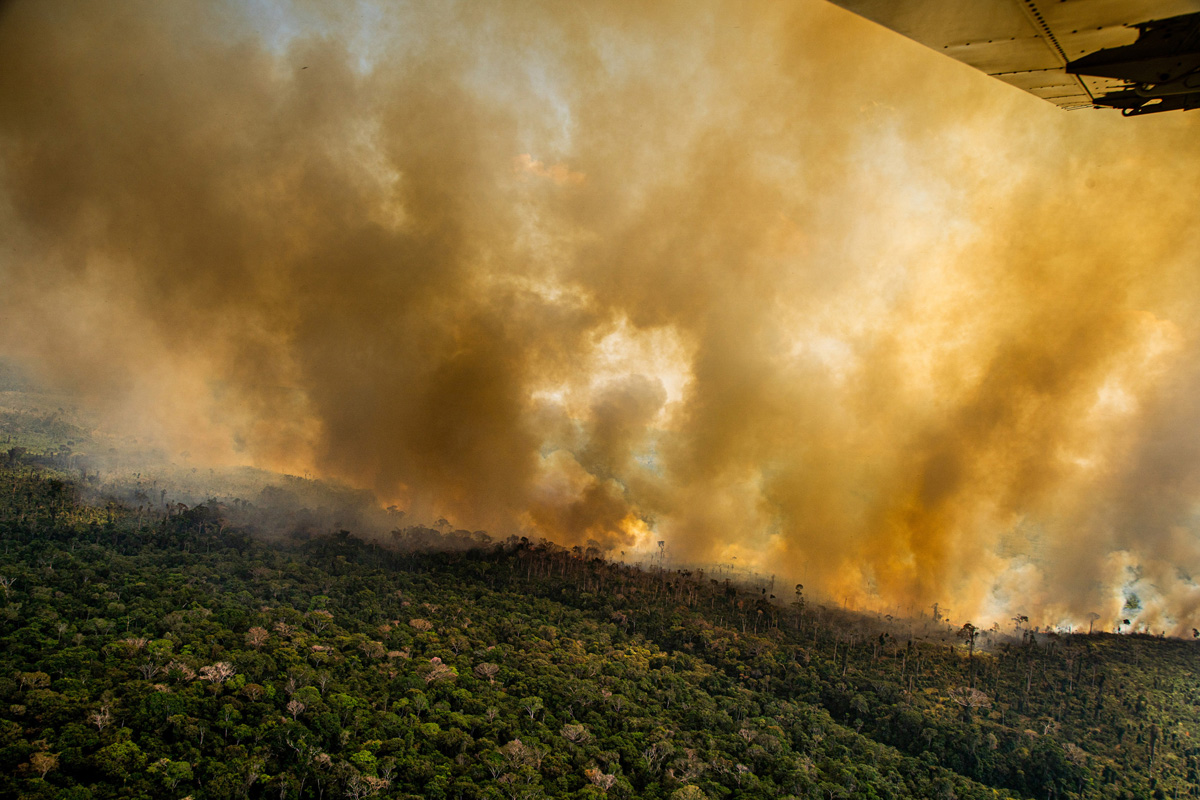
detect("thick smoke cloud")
[3,0,1200,631]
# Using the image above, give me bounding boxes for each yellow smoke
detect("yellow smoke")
[2,0,1199,631]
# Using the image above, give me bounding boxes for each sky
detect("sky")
[2,0,1200,632]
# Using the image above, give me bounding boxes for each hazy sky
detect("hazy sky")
[2,0,1200,631]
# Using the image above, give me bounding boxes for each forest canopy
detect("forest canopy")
[0,450,1197,800]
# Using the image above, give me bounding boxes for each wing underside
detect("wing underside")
[828,0,1200,111]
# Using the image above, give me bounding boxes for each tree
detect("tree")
[520,696,544,720]
[1063,743,1088,796]
[792,584,806,629]
[307,609,334,633]
[499,739,532,769]
[245,626,269,649]
[28,750,58,779]
[93,739,146,783]
[90,704,113,732]
[148,757,193,791]
[424,658,457,684]
[345,770,390,800]
[948,687,991,721]
[957,622,978,657]
[585,767,617,792]
[957,621,979,685]
[199,661,235,687]
[562,723,592,744]
[473,662,500,684]
[18,671,50,690]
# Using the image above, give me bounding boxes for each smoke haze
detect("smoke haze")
[3,0,1200,631]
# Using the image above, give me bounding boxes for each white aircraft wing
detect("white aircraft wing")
[828,0,1200,114]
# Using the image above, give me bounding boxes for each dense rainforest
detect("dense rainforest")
[0,440,1198,799]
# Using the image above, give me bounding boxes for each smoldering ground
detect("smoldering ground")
[2,0,1200,631]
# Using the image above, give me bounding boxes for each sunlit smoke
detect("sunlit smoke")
[2,0,1200,632]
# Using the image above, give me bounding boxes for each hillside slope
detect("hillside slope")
[0,456,1197,799]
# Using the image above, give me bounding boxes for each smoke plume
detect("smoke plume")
[3,0,1200,631]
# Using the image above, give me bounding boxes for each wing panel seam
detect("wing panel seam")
[1017,0,1097,101]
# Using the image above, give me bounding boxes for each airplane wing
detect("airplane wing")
[827,0,1200,115]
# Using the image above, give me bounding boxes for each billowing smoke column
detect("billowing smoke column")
[3,0,1200,632]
